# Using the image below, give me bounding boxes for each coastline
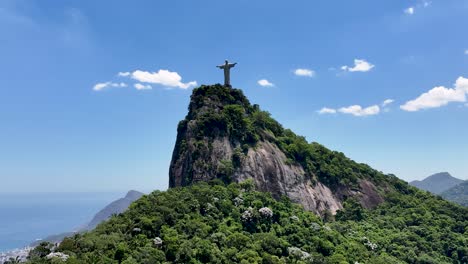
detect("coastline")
[0,247,32,263]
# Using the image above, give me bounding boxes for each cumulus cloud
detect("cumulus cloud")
[294,68,315,77]
[341,59,375,72]
[257,79,274,87]
[404,7,415,15]
[118,72,130,77]
[130,69,197,89]
[400,77,468,111]
[338,105,380,116]
[93,82,127,91]
[382,99,394,106]
[134,83,152,90]
[318,104,381,117]
[465,50,468,55]
[318,107,337,114]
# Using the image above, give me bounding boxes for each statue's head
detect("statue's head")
[225,60,228,64]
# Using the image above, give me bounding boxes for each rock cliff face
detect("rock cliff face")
[169,84,384,215]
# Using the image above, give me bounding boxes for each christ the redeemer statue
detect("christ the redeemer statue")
[217,60,237,87]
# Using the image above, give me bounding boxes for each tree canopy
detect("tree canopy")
[25,180,467,264]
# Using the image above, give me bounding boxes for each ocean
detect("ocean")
[0,192,125,252]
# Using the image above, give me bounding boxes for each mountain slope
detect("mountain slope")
[25,181,468,263]
[85,190,144,230]
[170,84,387,215]
[23,85,468,263]
[30,190,144,246]
[410,172,463,194]
[441,181,468,206]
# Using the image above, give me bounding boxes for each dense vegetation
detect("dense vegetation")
[24,180,467,264]
[21,85,467,263]
[175,84,388,189]
[441,181,468,207]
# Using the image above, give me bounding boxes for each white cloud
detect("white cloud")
[423,1,431,8]
[404,7,415,15]
[318,107,337,114]
[294,68,315,77]
[318,103,383,117]
[382,99,394,106]
[341,59,375,72]
[400,77,468,111]
[130,69,197,89]
[93,82,127,91]
[134,83,152,90]
[404,2,430,15]
[464,50,468,55]
[338,105,380,116]
[257,79,274,87]
[118,72,130,77]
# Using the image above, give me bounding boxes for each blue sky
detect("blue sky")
[1,0,467,193]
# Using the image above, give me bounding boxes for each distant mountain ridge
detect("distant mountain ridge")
[85,190,144,230]
[31,190,144,246]
[441,181,468,207]
[409,172,464,194]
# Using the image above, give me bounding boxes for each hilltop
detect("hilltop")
[169,84,389,216]
[410,172,464,194]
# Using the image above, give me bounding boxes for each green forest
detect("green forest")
[22,180,467,264]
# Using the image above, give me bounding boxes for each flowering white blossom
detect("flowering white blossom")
[153,237,163,246]
[290,215,299,221]
[288,247,312,260]
[46,252,69,261]
[362,237,378,250]
[258,207,273,218]
[241,207,254,222]
[234,196,244,206]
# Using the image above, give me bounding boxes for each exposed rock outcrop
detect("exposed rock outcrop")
[169,84,384,215]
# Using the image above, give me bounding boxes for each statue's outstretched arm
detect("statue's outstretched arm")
[216,65,224,69]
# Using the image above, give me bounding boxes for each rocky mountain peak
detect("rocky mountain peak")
[169,84,387,215]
